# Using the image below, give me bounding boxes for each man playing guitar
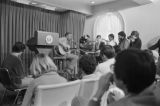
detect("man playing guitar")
[58,32,78,73]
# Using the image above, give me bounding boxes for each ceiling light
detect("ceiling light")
[149,0,159,2]
[11,0,30,5]
[30,2,38,5]
[41,5,56,11]
[91,1,95,4]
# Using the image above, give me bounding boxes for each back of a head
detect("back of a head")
[118,31,126,38]
[96,35,101,39]
[30,53,57,77]
[99,42,106,50]
[114,49,156,94]
[100,45,115,59]
[12,42,26,53]
[79,54,97,75]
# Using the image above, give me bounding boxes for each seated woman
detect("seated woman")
[22,53,67,106]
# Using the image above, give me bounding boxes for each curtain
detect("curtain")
[0,1,86,75]
[0,1,60,75]
[94,12,124,43]
[60,11,86,48]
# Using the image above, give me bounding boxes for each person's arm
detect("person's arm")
[88,73,113,106]
[135,39,142,49]
[12,59,25,88]
[149,39,160,50]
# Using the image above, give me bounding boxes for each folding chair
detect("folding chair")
[77,78,99,106]
[33,80,81,106]
[0,68,27,104]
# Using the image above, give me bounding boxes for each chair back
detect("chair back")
[0,68,13,89]
[34,80,81,106]
[78,78,99,100]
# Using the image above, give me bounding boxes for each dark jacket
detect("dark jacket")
[2,54,25,88]
[129,38,142,49]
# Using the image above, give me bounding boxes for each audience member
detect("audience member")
[94,45,115,76]
[22,54,67,106]
[96,41,106,64]
[89,49,160,106]
[79,54,98,79]
[129,31,142,49]
[71,54,98,106]
[101,75,125,106]
[152,50,159,63]
[144,49,160,77]
[143,49,159,63]
[118,31,130,51]
[2,42,33,88]
[108,34,117,47]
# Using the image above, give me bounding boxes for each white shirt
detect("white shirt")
[94,58,115,77]
[83,74,99,79]
[59,37,70,48]
[108,40,117,47]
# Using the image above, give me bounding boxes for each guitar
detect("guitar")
[58,44,71,55]
[58,44,78,55]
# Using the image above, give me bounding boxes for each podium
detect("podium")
[34,31,59,55]
[34,31,67,71]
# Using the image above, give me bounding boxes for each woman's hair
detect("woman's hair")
[30,53,57,77]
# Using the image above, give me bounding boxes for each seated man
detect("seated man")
[94,45,115,76]
[2,42,33,88]
[118,31,130,51]
[79,54,98,79]
[107,34,117,47]
[58,32,78,73]
[72,54,98,106]
[89,49,160,106]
